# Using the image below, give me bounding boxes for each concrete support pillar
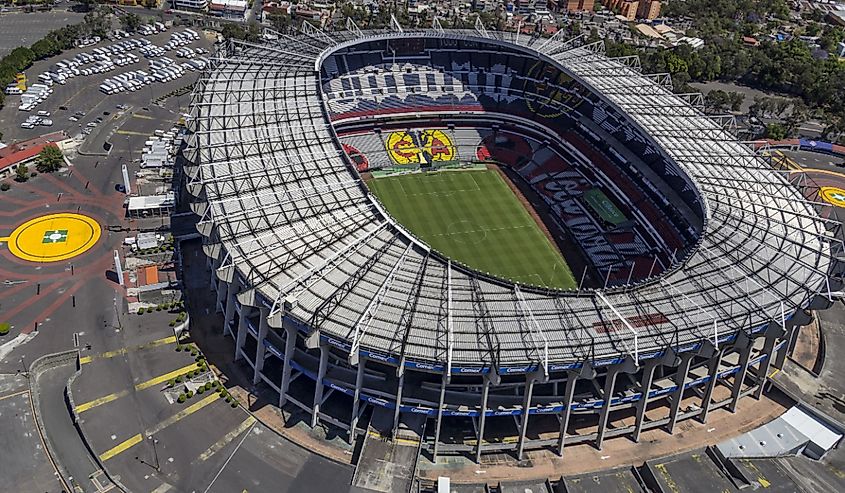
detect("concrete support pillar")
[774,326,796,370]
[311,343,330,428]
[556,371,579,456]
[475,378,491,463]
[753,330,779,400]
[223,281,238,337]
[595,367,621,450]
[279,325,296,408]
[234,307,249,361]
[392,369,405,436]
[215,278,227,313]
[349,358,366,444]
[516,377,536,461]
[667,352,696,434]
[632,359,660,443]
[253,307,270,385]
[729,342,754,412]
[432,373,447,461]
[699,348,726,424]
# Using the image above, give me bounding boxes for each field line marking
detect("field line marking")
[75,389,131,414]
[99,433,143,461]
[196,416,256,462]
[135,363,200,391]
[146,393,221,436]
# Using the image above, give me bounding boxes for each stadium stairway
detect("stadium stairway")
[352,407,425,493]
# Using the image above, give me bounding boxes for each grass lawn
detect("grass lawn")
[368,169,576,290]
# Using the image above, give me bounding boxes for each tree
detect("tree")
[15,163,29,182]
[120,13,142,33]
[36,145,64,173]
[764,122,787,140]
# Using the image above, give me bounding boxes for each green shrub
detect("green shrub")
[230,402,238,408]
[0,322,10,336]
[197,386,205,394]
[137,308,144,315]
[174,376,182,383]
[204,382,212,391]
[30,172,37,177]
[177,394,186,403]
[0,183,10,191]
[145,307,154,313]
[186,390,194,398]
[175,345,183,352]
[169,321,176,327]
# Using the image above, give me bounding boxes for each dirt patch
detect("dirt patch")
[791,313,821,375]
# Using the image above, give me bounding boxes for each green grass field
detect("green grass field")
[368,170,576,290]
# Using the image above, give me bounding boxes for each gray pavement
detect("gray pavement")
[35,361,103,493]
[0,374,62,493]
[0,9,85,58]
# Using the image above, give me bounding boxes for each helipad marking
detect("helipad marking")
[0,213,101,262]
[819,186,845,208]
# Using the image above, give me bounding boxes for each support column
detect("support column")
[774,326,796,370]
[632,359,660,443]
[475,378,491,462]
[595,367,620,450]
[432,373,447,461]
[699,348,726,424]
[311,343,329,428]
[667,352,696,434]
[556,372,578,456]
[349,358,366,444]
[223,280,238,337]
[279,325,296,407]
[729,342,754,412]
[516,376,536,461]
[392,368,405,436]
[753,330,780,400]
[253,307,270,385]
[234,307,249,361]
[215,278,227,313]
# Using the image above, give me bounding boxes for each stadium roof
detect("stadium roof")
[184,22,842,374]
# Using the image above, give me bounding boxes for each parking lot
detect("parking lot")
[0,8,85,58]
[0,25,215,142]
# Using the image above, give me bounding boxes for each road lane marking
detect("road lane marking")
[75,389,131,414]
[150,484,173,493]
[132,113,154,120]
[115,130,151,136]
[100,433,143,462]
[197,416,256,462]
[146,393,221,436]
[81,335,177,364]
[135,362,201,391]
[0,389,28,401]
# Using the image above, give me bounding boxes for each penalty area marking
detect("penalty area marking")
[0,213,101,263]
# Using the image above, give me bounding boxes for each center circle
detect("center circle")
[6,213,102,263]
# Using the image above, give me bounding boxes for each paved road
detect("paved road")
[0,373,62,492]
[36,361,104,493]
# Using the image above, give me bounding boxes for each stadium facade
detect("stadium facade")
[184,21,845,460]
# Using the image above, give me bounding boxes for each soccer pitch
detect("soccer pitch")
[368,169,577,290]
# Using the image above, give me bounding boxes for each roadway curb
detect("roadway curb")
[27,349,79,493]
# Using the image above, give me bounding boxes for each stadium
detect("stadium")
[184,21,845,461]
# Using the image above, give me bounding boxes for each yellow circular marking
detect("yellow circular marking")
[386,131,422,165]
[420,129,456,162]
[820,187,845,207]
[5,213,101,262]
